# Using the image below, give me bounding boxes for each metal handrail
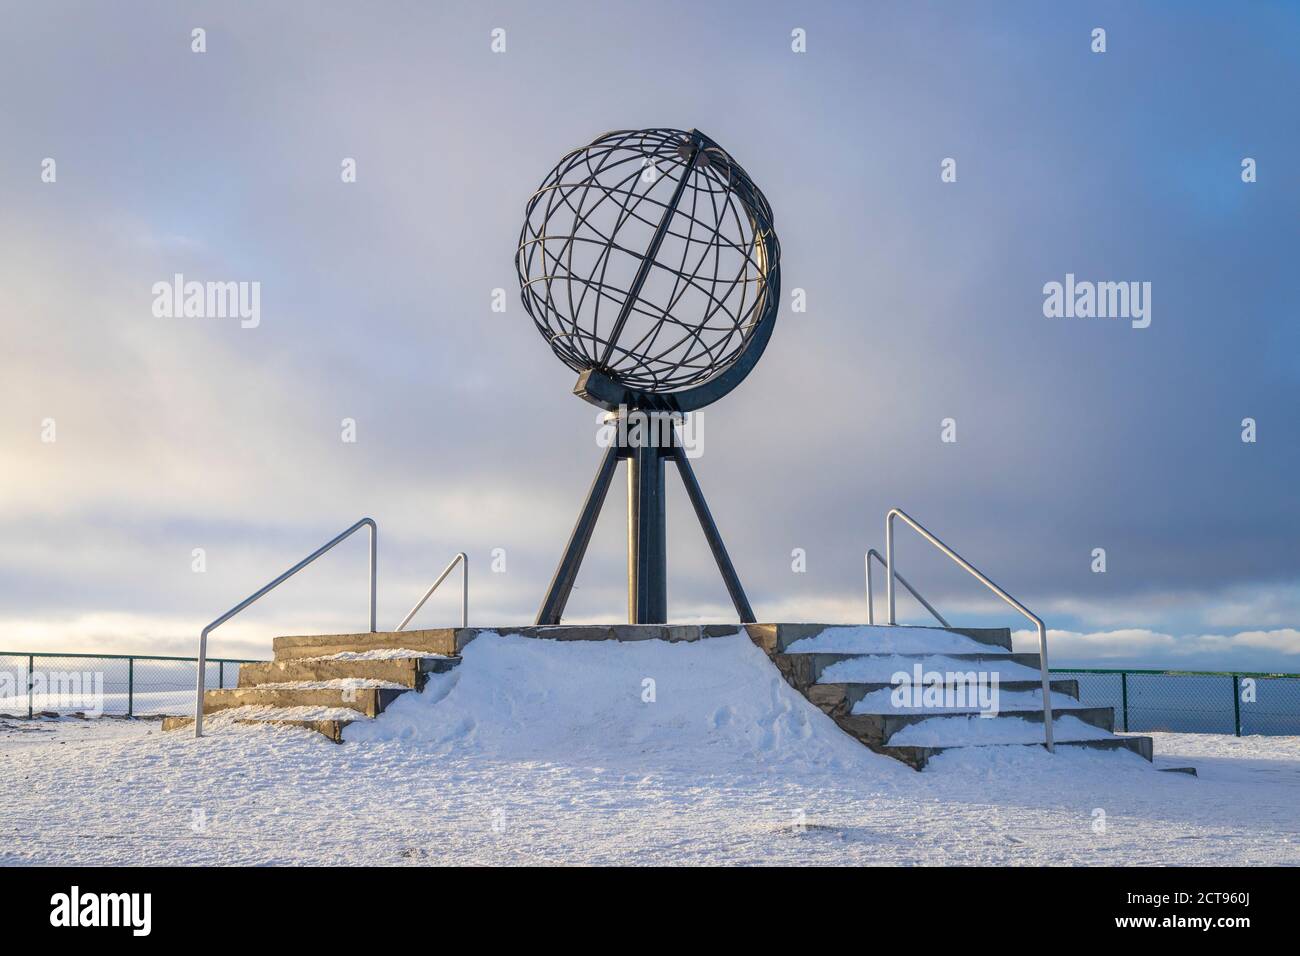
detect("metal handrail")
[885,508,1054,752]
[193,518,377,738]
[396,552,468,631]
[865,548,949,627]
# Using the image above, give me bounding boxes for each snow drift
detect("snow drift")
[342,631,882,774]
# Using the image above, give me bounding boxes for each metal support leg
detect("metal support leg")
[671,446,755,623]
[536,442,621,625]
[627,443,668,623]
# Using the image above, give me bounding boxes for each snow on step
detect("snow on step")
[851,687,1079,716]
[785,625,992,655]
[252,678,408,690]
[302,648,454,662]
[206,704,369,724]
[819,653,1042,684]
[888,714,1115,747]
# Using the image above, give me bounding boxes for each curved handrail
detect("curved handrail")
[396,552,468,631]
[865,549,948,627]
[885,508,1054,752]
[193,518,377,738]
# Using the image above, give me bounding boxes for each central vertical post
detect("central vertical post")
[626,437,668,623]
[534,408,753,626]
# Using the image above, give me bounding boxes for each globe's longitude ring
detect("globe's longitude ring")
[516,128,780,410]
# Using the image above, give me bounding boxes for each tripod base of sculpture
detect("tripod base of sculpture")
[536,417,755,625]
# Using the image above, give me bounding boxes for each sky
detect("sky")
[1,1,1297,670]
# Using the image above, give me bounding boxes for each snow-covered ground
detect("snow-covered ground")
[0,688,193,717]
[1,632,1297,865]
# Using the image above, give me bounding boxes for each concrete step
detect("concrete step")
[747,623,1013,656]
[830,706,1115,750]
[883,704,1110,736]
[883,735,1155,770]
[522,624,740,642]
[161,713,353,742]
[773,651,1047,691]
[238,655,459,689]
[202,684,409,718]
[806,679,1080,716]
[270,625,742,661]
[272,628,474,661]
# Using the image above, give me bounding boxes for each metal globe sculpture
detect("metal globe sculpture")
[519,129,780,625]
[517,128,780,412]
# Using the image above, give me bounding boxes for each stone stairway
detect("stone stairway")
[167,621,1156,768]
[162,628,473,741]
[746,623,1154,769]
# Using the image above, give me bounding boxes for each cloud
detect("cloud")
[1013,627,1300,671]
[0,612,278,661]
[1,2,1298,667]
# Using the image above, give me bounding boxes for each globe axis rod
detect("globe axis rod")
[595,131,702,371]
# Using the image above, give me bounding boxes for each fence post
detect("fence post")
[27,654,34,719]
[218,661,224,689]
[1232,674,1241,736]
[1120,671,1129,732]
[127,657,134,718]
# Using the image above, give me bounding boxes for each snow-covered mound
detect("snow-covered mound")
[343,631,879,774]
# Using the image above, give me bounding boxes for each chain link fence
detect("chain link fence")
[1052,668,1300,736]
[0,652,260,718]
